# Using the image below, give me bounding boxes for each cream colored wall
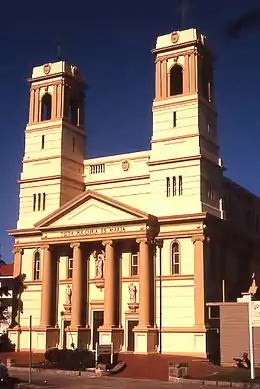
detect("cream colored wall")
[155,29,204,51]
[156,281,195,327]
[161,332,206,354]
[19,285,41,328]
[151,101,199,143]
[155,239,195,329]
[150,162,202,216]
[19,248,42,327]
[31,61,82,81]
[155,238,194,276]
[21,248,42,281]
[84,151,149,183]
[17,178,62,229]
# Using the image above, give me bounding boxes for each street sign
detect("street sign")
[251,302,260,327]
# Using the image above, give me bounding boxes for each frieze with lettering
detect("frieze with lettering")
[60,226,126,238]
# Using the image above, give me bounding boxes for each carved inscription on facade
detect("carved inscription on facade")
[60,226,126,238]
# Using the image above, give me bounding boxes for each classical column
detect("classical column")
[34,88,40,122]
[51,84,57,119]
[192,235,207,328]
[184,54,190,95]
[102,240,116,328]
[161,60,168,98]
[12,248,23,277]
[155,60,161,100]
[29,89,35,123]
[70,242,86,328]
[190,53,196,93]
[137,238,152,327]
[40,245,54,327]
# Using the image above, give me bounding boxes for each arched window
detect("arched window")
[33,251,41,280]
[41,93,52,121]
[171,242,180,275]
[170,65,183,96]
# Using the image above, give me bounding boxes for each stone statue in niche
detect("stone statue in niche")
[128,282,137,304]
[65,285,72,305]
[94,250,105,278]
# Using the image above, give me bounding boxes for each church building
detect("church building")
[8,28,260,356]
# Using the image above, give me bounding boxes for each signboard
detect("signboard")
[97,344,112,355]
[95,343,113,365]
[41,223,146,240]
[60,226,126,238]
[251,302,260,327]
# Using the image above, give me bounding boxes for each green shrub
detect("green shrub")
[44,348,95,370]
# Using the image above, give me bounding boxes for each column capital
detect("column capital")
[191,235,210,244]
[102,240,114,247]
[12,248,24,255]
[136,238,149,244]
[41,245,53,251]
[70,242,81,249]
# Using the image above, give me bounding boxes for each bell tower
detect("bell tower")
[150,29,223,217]
[17,61,86,229]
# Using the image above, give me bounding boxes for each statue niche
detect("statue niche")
[92,250,105,289]
[63,285,72,314]
[128,282,139,312]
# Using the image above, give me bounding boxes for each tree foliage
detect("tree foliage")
[226,7,260,39]
[0,263,27,328]
[10,273,27,328]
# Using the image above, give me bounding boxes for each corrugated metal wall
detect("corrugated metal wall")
[220,303,260,365]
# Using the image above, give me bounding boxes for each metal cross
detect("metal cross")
[179,0,189,30]
[56,38,62,61]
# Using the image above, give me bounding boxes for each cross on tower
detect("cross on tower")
[56,38,62,61]
[179,0,189,30]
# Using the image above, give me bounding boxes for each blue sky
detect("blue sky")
[0,0,259,261]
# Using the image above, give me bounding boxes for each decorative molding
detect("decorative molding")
[43,63,51,75]
[127,302,139,312]
[70,242,81,249]
[94,278,105,290]
[191,234,210,244]
[136,238,149,244]
[171,32,179,44]
[12,248,24,255]
[122,159,130,171]
[41,245,52,251]
[102,240,114,247]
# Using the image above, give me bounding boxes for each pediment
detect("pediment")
[35,190,150,229]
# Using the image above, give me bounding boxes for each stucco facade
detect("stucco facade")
[7,28,260,356]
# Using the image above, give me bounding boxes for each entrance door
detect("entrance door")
[92,311,104,349]
[127,320,138,351]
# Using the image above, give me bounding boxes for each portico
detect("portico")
[9,190,160,353]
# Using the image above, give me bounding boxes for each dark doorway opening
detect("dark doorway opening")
[92,310,104,349]
[63,320,71,349]
[127,320,138,351]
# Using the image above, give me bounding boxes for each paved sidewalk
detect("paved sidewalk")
[9,369,212,389]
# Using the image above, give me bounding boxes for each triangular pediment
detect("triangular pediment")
[35,190,150,229]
